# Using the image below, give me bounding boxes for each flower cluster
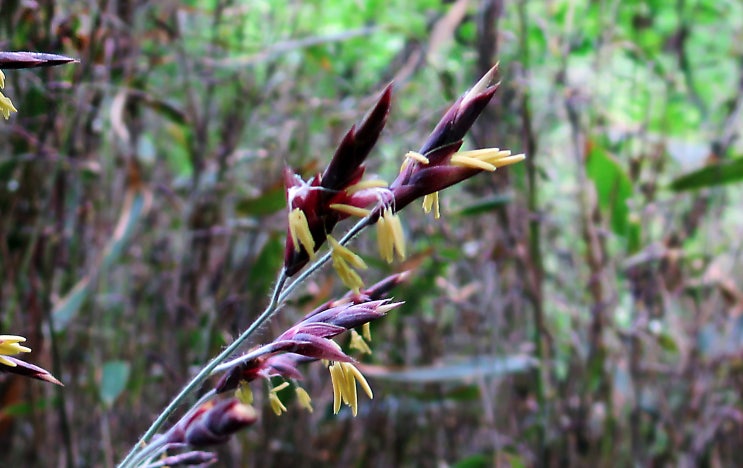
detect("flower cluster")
[0,335,62,386]
[283,65,524,288]
[122,66,525,467]
[215,273,408,416]
[284,85,393,276]
[231,65,525,423]
[385,65,525,217]
[131,398,257,466]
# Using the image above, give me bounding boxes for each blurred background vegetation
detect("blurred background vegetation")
[1,0,743,466]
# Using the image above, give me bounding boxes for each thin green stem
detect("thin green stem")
[213,216,373,375]
[118,271,287,468]
[119,215,373,467]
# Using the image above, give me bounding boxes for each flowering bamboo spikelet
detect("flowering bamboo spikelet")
[213,275,408,421]
[0,335,62,385]
[165,398,258,448]
[214,297,402,395]
[283,85,393,276]
[119,67,528,467]
[282,65,524,280]
[382,64,525,216]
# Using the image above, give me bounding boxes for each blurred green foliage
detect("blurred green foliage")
[1,0,743,466]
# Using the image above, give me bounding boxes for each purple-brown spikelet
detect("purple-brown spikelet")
[283,85,393,276]
[164,398,258,448]
[0,355,63,386]
[215,295,403,394]
[0,51,78,69]
[386,66,501,213]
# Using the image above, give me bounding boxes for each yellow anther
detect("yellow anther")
[235,380,254,405]
[0,72,17,120]
[344,362,373,400]
[342,362,358,415]
[0,94,17,120]
[405,151,430,165]
[422,192,441,219]
[0,356,17,367]
[295,387,313,413]
[269,382,291,416]
[330,203,372,218]
[288,208,315,258]
[376,208,405,263]
[0,335,31,358]
[349,330,372,355]
[329,361,344,414]
[345,179,388,195]
[376,214,393,263]
[492,154,526,167]
[328,361,373,416]
[450,155,497,171]
[387,211,406,260]
[328,235,367,293]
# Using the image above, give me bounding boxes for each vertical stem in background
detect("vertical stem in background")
[517,0,548,462]
[566,76,611,461]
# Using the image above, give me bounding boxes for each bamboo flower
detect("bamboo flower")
[283,85,393,276]
[0,335,62,386]
[328,361,373,416]
[384,65,525,216]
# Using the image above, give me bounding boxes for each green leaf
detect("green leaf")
[99,360,131,407]
[669,158,743,192]
[585,141,641,251]
[655,332,679,354]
